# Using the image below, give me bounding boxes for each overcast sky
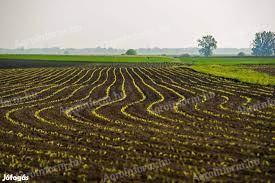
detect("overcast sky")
[0,0,274,49]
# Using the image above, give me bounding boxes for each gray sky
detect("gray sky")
[0,0,274,49]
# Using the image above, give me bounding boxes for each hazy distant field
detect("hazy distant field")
[1,54,275,65]
[0,54,175,63]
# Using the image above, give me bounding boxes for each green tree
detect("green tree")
[252,31,275,56]
[198,35,217,57]
[237,52,245,57]
[125,49,137,55]
[179,53,191,58]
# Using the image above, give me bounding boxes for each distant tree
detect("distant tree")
[252,31,275,56]
[198,35,217,57]
[125,49,137,55]
[237,52,246,57]
[179,53,191,58]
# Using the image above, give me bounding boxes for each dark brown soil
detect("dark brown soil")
[0,64,274,182]
[244,65,275,76]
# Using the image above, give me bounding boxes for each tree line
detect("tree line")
[125,31,275,57]
[197,31,275,57]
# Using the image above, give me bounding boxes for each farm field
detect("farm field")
[177,57,275,86]
[0,62,274,182]
[191,65,275,86]
[245,65,275,76]
[1,55,275,65]
[179,57,275,65]
[0,54,176,63]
